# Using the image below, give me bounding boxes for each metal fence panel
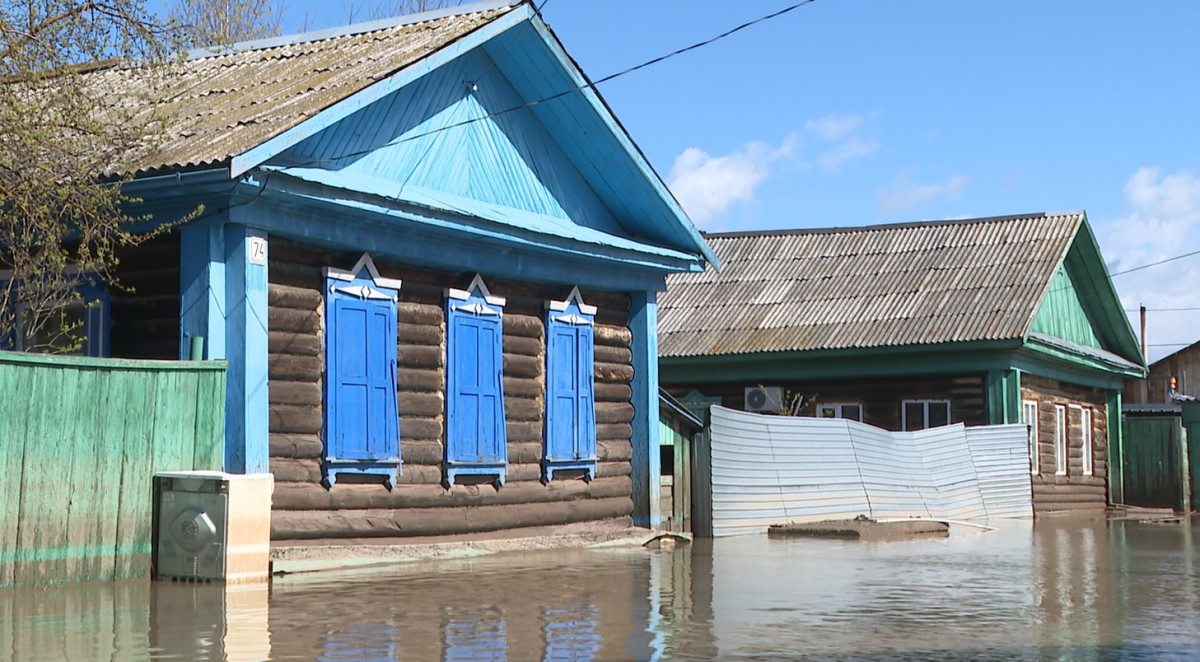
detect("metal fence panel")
[708,406,1032,536]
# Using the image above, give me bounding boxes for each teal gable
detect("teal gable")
[1031,263,1104,349]
[58,0,714,535]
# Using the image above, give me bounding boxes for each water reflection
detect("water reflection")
[2,519,1200,660]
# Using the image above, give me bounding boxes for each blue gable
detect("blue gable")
[233,5,714,272]
[274,48,627,238]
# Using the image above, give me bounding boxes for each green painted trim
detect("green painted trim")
[1017,338,1143,387]
[1108,391,1123,505]
[660,340,1021,384]
[985,369,1022,424]
[0,350,226,372]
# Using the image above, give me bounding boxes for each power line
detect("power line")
[1125,307,1200,313]
[586,0,818,89]
[1110,248,1200,278]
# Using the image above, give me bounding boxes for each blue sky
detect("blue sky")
[275,0,1200,364]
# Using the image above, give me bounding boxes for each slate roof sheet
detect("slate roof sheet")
[659,212,1083,358]
[86,3,514,174]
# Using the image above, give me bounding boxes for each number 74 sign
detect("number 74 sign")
[248,236,267,266]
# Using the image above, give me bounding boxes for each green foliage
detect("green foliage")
[0,1,184,353]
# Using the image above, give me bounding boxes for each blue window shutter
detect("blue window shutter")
[445,285,507,486]
[543,297,597,481]
[547,324,578,461]
[322,263,400,489]
[331,298,398,461]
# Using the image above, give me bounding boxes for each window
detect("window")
[1054,404,1067,476]
[445,275,507,487]
[902,400,950,431]
[322,254,402,489]
[2,278,108,357]
[1023,399,1040,475]
[543,287,597,482]
[817,403,863,422]
[1073,405,1094,476]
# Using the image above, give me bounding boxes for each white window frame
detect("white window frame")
[1054,404,1067,476]
[901,399,951,431]
[1023,399,1040,475]
[816,402,863,422]
[1074,405,1093,476]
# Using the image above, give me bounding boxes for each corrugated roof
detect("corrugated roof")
[659,212,1083,358]
[83,2,515,174]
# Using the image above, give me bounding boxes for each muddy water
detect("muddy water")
[3,518,1200,661]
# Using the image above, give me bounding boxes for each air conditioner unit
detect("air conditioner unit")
[744,386,783,413]
[154,471,273,584]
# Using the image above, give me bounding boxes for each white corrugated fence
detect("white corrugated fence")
[707,405,1032,537]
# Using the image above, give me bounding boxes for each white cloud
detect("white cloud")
[877,170,969,213]
[1095,167,1200,363]
[805,113,879,171]
[805,113,861,142]
[818,136,880,171]
[667,136,795,229]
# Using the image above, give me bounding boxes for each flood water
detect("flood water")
[4,518,1200,661]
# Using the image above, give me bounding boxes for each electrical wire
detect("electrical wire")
[586,0,818,89]
[1110,248,1200,278]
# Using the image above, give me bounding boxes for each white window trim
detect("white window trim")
[816,402,863,422]
[1023,399,1040,476]
[901,399,951,431]
[1054,404,1067,476]
[1073,405,1094,476]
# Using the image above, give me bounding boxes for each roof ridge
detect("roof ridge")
[185,0,522,60]
[703,211,1085,240]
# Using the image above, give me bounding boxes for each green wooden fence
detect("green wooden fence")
[1121,407,1190,513]
[0,351,226,588]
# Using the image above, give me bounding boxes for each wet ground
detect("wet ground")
[3,517,1200,660]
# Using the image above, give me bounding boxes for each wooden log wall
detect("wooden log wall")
[1022,374,1109,516]
[267,239,634,539]
[665,374,986,431]
[110,232,180,360]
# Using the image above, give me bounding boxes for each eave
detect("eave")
[659,339,1024,384]
[220,173,700,292]
[1022,332,1147,381]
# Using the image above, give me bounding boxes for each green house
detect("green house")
[659,212,1146,516]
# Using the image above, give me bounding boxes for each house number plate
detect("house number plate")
[248,236,267,265]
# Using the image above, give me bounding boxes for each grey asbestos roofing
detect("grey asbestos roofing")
[90,3,513,175]
[659,212,1083,358]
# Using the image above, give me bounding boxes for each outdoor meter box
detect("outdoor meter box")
[154,471,274,584]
